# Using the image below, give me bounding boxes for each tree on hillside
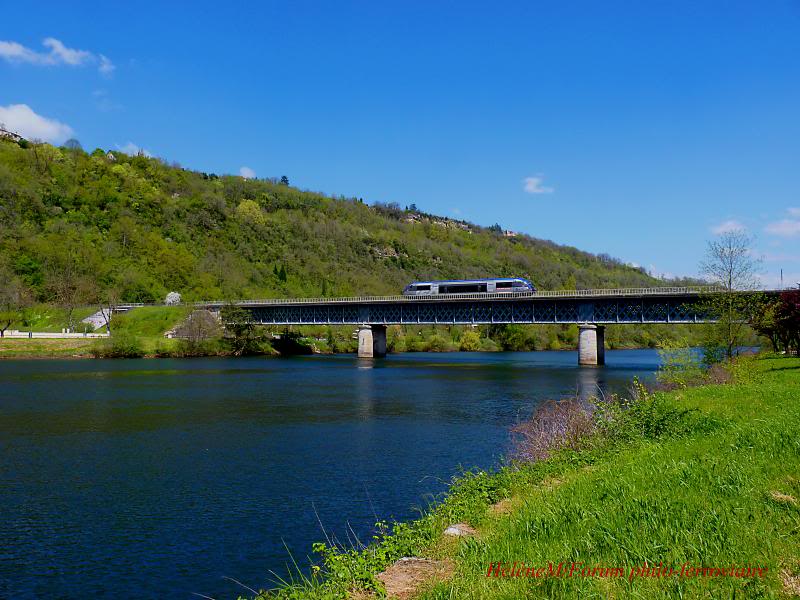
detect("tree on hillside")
[699,230,761,361]
[44,247,98,333]
[280,175,290,186]
[0,269,31,337]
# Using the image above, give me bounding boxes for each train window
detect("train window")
[496,281,512,288]
[416,284,431,291]
[512,281,524,287]
[441,283,486,293]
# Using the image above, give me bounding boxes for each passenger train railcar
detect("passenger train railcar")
[402,277,535,296]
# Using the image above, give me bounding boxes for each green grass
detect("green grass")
[247,356,800,599]
[0,337,95,357]
[111,306,189,337]
[20,304,97,332]
[423,357,800,599]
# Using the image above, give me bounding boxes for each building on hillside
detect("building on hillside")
[0,127,23,143]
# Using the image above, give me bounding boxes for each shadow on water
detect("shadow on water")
[0,349,660,599]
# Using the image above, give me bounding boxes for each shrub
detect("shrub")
[426,334,454,352]
[459,329,481,351]
[91,331,144,358]
[511,398,595,463]
[656,338,703,389]
[513,379,719,464]
[479,337,499,352]
[725,353,762,385]
[594,379,718,443]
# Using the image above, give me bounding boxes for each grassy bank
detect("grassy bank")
[0,337,96,358]
[246,355,800,599]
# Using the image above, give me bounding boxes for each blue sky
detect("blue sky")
[1,1,799,286]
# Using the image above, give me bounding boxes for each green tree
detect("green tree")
[220,304,265,355]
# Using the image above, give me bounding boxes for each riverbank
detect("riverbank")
[0,338,96,358]
[0,335,689,360]
[248,355,800,599]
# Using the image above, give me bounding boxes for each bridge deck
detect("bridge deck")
[200,287,733,325]
[197,286,725,308]
[115,287,778,326]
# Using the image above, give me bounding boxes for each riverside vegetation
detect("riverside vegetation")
[239,353,800,599]
[0,136,722,355]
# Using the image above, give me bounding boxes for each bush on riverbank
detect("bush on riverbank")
[240,354,800,599]
[90,331,145,358]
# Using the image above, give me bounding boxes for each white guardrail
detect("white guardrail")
[114,286,728,310]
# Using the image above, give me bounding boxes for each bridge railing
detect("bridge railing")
[178,285,725,308]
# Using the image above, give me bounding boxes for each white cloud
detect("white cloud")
[42,37,92,66]
[648,264,675,280]
[0,37,114,75]
[98,55,115,76]
[710,219,746,235]
[765,219,800,237]
[523,175,554,194]
[0,103,73,143]
[0,41,48,64]
[757,271,800,289]
[764,208,800,238]
[116,142,151,157]
[239,166,256,179]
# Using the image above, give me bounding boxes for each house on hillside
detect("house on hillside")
[0,126,23,143]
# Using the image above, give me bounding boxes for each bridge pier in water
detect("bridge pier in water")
[578,324,605,366]
[357,325,387,358]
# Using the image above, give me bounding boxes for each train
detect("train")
[402,277,536,296]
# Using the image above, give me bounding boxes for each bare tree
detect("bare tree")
[98,287,121,333]
[46,268,95,333]
[700,230,760,292]
[699,230,762,361]
[0,270,31,337]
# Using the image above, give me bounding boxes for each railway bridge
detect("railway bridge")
[196,286,769,365]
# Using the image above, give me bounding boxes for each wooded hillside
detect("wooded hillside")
[0,138,684,305]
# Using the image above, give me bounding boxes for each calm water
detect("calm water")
[0,350,660,599]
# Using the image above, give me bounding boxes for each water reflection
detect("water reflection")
[576,366,601,402]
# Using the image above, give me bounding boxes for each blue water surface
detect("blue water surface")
[0,350,660,599]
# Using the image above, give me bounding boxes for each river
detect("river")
[0,349,660,599]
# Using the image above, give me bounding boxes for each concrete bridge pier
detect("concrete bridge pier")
[578,324,605,366]
[358,325,387,358]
